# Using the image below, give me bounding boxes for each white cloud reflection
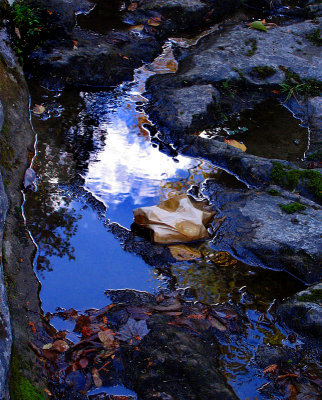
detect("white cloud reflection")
[85,114,196,207]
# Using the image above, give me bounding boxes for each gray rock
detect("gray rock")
[0,172,11,399]
[277,282,322,338]
[24,167,37,189]
[203,181,322,283]
[148,84,219,134]
[0,100,3,132]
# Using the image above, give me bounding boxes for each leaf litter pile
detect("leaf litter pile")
[31,289,243,398]
[29,287,321,399]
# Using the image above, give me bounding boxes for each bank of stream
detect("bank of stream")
[23,33,316,399]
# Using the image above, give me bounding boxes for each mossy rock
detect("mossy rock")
[271,162,322,202]
[10,348,46,400]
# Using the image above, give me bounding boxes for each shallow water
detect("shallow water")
[201,99,308,161]
[25,39,307,399]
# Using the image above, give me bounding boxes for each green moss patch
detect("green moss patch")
[306,151,322,161]
[306,28,322,47]
[279,201,306,214]
[10,348,46,400]
[251,66,276,79]
[267,188,281,196]
[297,288,322,303]
[279,67,322,99]
[271,162,322,201]
[245,38,257,57]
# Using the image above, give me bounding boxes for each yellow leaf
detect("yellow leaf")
[224,139,246,152]
[33,104,45,115]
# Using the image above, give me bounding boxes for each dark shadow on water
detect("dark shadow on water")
[77,0,130,35]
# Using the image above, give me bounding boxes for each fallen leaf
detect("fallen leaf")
[224,139,246,152]
[42,349,57,362]
[98,329,116,349]
[116,318,150,342]
[92,368,103,387]
[263,364,278,375]
[52,340,69,352]
[29,321,36,333]
[169,244,202,261]
[249,21,267,32]
[15,27,21,40]
[148,16,162,26]
[43,388,52,396]
[32,104,45,115]
[74,315,91,333]
[78,358,88,369]
[129,24,144,32]
[42,343,53,350]
[128,2,138,11]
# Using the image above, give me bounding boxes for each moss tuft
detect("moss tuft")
[306,151,322,161]
[10,347,46,400]
[245,38,257,57]
[267,188,281,196]
[306,28,322,47]
[271,162,322,201]
[297,288,322,303]
[279,201,306,214]
[251,66,276,79]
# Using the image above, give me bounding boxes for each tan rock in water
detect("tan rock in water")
[133,194,215,243]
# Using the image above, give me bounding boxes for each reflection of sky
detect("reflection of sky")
[85,109,199,226]
[83,42,204,226]
[40,201,165,313]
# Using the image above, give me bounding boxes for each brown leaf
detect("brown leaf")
[148,16,162,26]
[92,368,103,387]
[74,315,91,333]
[98,329,116,349]
[129,24,144,32]
[42,349,57,362]
[78,358,88,369]
[263,364,279,375]
[128,2,138,11]
[52,340,69,352]
[15,27,21,39]
[169,244,202,261]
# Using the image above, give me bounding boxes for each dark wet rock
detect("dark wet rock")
[203,180,322,283]
[0,172,10,399]
[0,27,50,394]
[26,0,241,88]
[148,84,219,136]
[146,19,322,192]
[255,344,302,369]
[125,315,238,400]
[146,19,321,127]
[277,282,322,338]
[28,29,163,89]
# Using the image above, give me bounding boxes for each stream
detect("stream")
[24,36,308,399]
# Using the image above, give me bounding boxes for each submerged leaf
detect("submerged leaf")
[116,318,150,342]
[169,245,202,261]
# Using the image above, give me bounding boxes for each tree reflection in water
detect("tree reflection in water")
[25,85,105,276]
